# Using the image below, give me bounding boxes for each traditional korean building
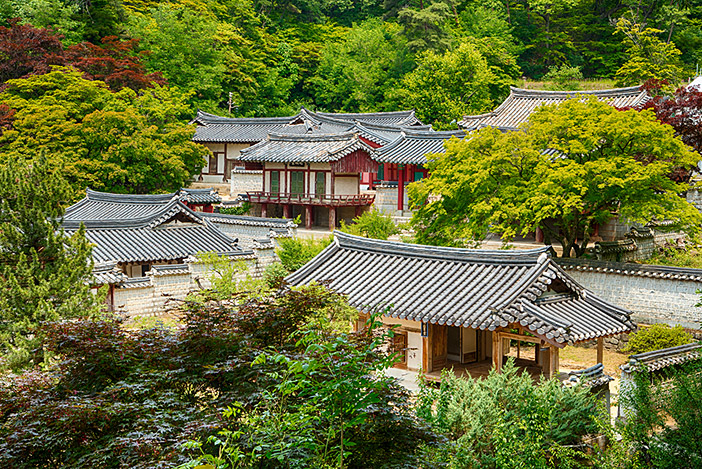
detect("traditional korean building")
[63,189,293,314]
[287,232,634,377]
[459,86,649,129]
[239,132,379,230]
[191,107,426,185]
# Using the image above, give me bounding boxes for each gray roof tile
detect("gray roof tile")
[376,129,467,165]
[286,232,633,345]
[239,132,378,163]
[460,86,650,129]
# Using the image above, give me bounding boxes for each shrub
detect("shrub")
[276,235,333,272]
[416,359,600,467]
[624,324,694,355]
[262,261,289,289]
[542,64,583,91]
[217,202,252,216]
[340,209,399,240]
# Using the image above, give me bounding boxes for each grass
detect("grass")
[641,246,702,269]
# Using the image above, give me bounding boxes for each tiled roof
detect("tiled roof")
[179,188,221,204]
[64,189,177,221]
[460,86,650,129]
[199,211,295,228]
[566,363,613,388]
[192,108,426,144]
[63,199,247,264]
[375,129,466,165]
[286,232,633,345]
[557,258,702,282]
[92,262,128,285]
[621,342,702,373]
[239,132,378,163]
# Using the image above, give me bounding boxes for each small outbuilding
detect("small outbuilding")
[287,232,634,378]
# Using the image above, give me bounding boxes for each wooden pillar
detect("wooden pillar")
[305,205,313,229]
[261,203,267,218]
[283,204,291,219]
[423,324,431,372]
[597,337,604,365]
[355,205,363,218]
[329,207,336,231]
[549,345,559,379]
[535,343,541,366]
[492,331,502,372]
[397,164,405,211]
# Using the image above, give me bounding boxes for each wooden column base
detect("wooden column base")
[329,207,336,231]
[305,205,313,229]
[261,203,267,218]
[283,204,291,219]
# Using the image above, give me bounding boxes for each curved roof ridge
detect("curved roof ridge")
[509,85,644,98]
[193,109,297,125]
[334,231,550,264]
[401,128,466,138]
[63,199,202,230]
[83,188,177,204]
[265,131,357,142]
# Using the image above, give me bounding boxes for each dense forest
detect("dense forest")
[1,0,700,127]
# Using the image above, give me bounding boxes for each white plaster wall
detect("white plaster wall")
[334,176,359,195]
[407,332,422,370]
[226,143,252,161]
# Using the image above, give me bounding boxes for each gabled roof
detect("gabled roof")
[286,232,633,345]
[239,132,378,163]
[459,86,650,129]
[179,188,222,204]
[64,189,178,221]
[191,108,426,144]
[621,342,702,373]
[376,129,466,165]
[63,200,244,264]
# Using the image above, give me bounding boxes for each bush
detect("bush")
[276,235,333,272]
[416,359,600,467]
[263,261,289,289]
[624,324,694,355]
[339,209,400,240]
[217,202,251,216]
[542,64,583,91]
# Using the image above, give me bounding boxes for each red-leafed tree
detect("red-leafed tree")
[640,80,702,183]
[0,20,164,92]
[65,36,166,91]
[0,18,65,84]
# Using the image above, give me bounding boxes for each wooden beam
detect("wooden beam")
[497,331,543,344]
[549,345,559,379]
[597,337,604,365]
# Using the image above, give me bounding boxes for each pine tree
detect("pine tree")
[0,158,98,369]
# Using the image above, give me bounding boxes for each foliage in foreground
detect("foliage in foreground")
[416,361,600,468]
[623,324,694,355]
[0,285,432,468]
[408,98,701,256]
[0,159,98,370]
[619,360,702,469]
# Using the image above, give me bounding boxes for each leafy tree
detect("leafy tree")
[614,18,685,87]
[416,360,599,467]
[126,5,227,107]
[311,19,412,112]
[397,0,454,53]
[391,40,497,128]
[0,158,97,370]
[642,85,702,166]
[408,98,701,256]
[11,0,84,44]
[0,284,433,467]
[0,18,65,84]
[542,63,584,90]
[0,67,206,196]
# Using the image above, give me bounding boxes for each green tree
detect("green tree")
[340,208,400,240]
[0,67,206,196]
[311,19,411,112]
[397,0,454,53]
[126,5,227,108]
[615,17,685,87]
[391,40,497,128]
[0,159,97,370]
[408,98,701,256]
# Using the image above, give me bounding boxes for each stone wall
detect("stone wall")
[558,258,702,330]
[686,187,702,212]
[112,250,279,317]
[230,169,263,196]
[373,184,412,221]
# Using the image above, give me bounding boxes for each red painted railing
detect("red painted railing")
[247,191,375,206]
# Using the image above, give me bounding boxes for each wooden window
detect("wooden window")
[377,163,384,180]
[290,171,304,195]
[391,330,408,367]
[208,154,218,174]
[270,171,280,193]
[315,172,325,195]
